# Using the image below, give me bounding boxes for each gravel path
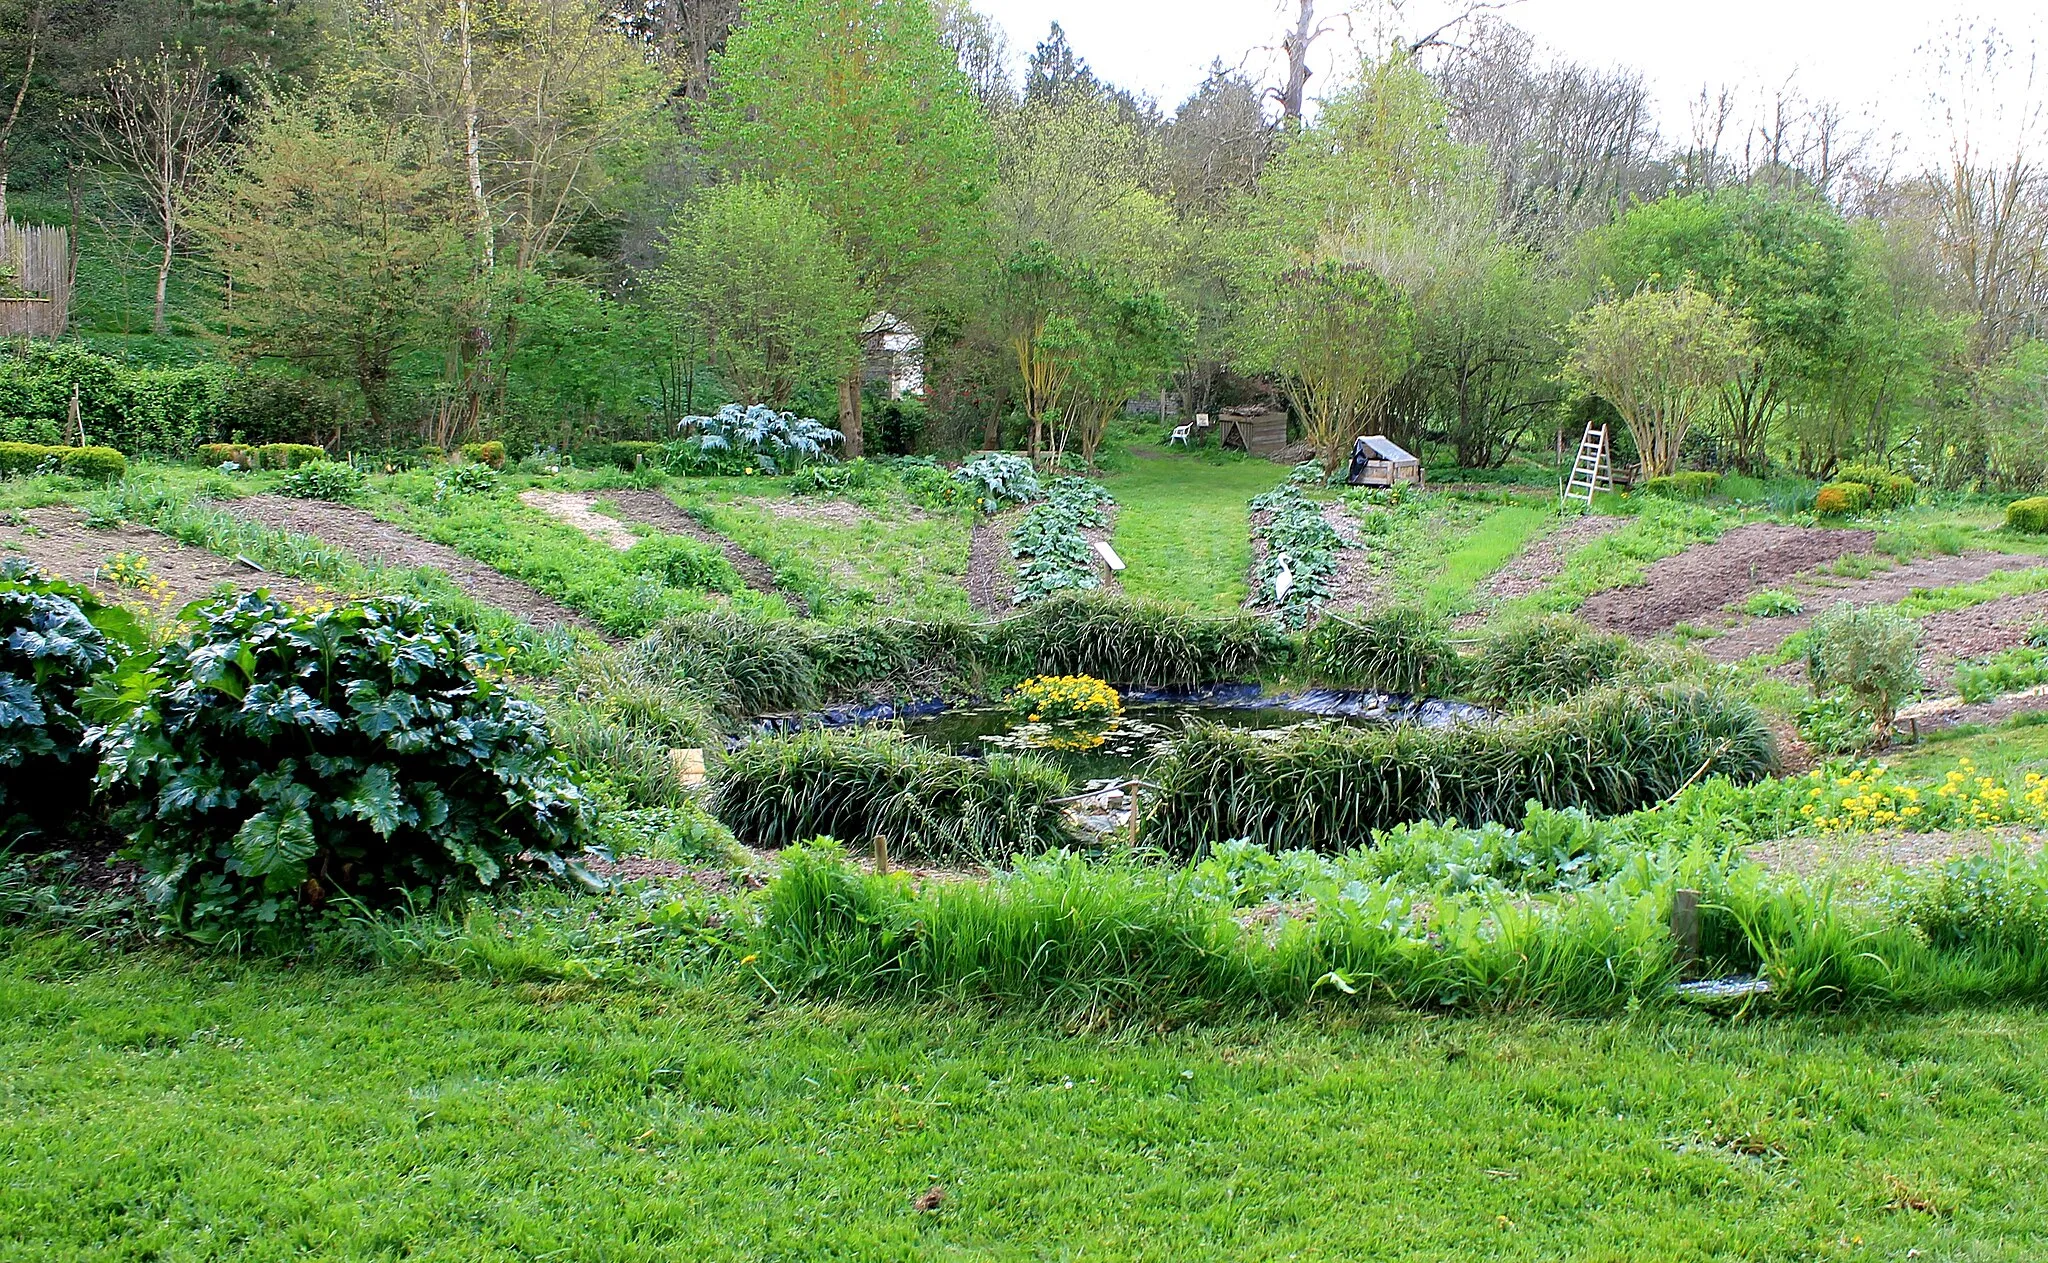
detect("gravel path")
[965,516,1015,614]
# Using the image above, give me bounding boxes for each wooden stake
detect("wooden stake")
[1127,782,1142,848]
[872,834,891,875]
[1671,888,1701,972]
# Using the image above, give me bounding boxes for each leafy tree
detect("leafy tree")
[1807,602,1922,747]
[990,85,1177,285]
[1415,240,1566,468]
[1566,284,1754,478]
[651,180,862,410]
[193,97,468,433]
[998,244,1090,462]
[1238,262,1415,473]
[1598,187,1863,473]
[698,0,995,456]
[1061,284,1188,466]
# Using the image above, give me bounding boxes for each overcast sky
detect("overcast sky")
[973,0,2045,163]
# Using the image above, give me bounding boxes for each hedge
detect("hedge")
[1145,685,1778,855]
[0,344,335,457]
[1815,482,1869,516]
[1642,471,1721,500]
[460,440,507,469]
[0,442,127,481]
[1834,463,1918,510]
[2006,497,2048,535]
[577,440,665,470]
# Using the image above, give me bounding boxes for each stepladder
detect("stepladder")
[1564,423,1613,507]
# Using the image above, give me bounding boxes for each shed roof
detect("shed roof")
[1360,435,1418,464]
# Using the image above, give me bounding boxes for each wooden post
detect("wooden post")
[669,748,705,788]
[872,834,891,875]
[1671,888,1701,972]
[1127,781,1141,848]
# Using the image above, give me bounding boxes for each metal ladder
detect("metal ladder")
[1563,423,1613,507]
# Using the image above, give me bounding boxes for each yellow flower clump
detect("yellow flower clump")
[1797,758,2048,835]
[1009,674,1122,726]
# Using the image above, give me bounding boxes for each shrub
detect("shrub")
[0,442,128,481]
[198,442,252,470]
[1743,589,1804,618]
[256,442,328,470]
[1468,616,1631,706]
[1814,482,1869,516]
[1147,685,1777,855]
[954,452,1040,514]
[1305,607,1466,695]
[459,440,507,470]
[0,415,60,444]
[788,458,874,497]
[1834,463,1918,510]
[578,440,663,470]
[218,370,337,446]
[90,595,589,940]
[0,342,228,456]
[1,561,141,846]
[1643,471,1721,500]
[2006,497,2048,534]
[894,458,967,511]
[1806,603,1921,742]
[434,464,499,500]
[277,460,366,501]
[677,403,842,475]
[709,727,1075,864]
[1795,694,1870,756]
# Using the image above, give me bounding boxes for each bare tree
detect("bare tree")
[79,44,230,333]
[937,0,1013,113]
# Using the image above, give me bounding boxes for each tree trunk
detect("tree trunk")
[838,371,865,458]
[153,230,172,334]
[457,0,493,273]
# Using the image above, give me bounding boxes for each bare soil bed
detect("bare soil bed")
[1898,686,2048,735]
[1483,514,1625,602]
[1315,501,1381,613]
[1,506,321,609]
[964,517,1014,614]
[1915,589,2048,687]
[1700,552,2043,665]
[1580,523,1873,637]
[222,495,605,637]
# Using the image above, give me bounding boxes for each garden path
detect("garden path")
[528,488,799,612]
[0,506,321,611]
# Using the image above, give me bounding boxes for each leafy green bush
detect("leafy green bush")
[433,464,499,500]
[893,457,968,511]
[1304,607,1466,695]
[277,460,366,501]
[256,442,328,470]
[710,728,1074,864]
[954,452,1040,514]
[1,561,140,847]
[1834,463,1917,510]
[218,370,337,446]
[0,415,60,443]
[577,440,664,471]
[1795,695,1870,756]
[0,441,128,481]
[1806,603,1921,742]
[1743,589,1804,617]
[0,342,229,456]
[90,595,590,941]
[198,442,252,470]
[673,404,842,475]
[1148,685,1775,854]
[788,458,874,497]
[1814,482,1870,516]
[1642,471,1721,500]
[2006,497,2048,535]
[1468,616,1632,706]
[459,441,507,470]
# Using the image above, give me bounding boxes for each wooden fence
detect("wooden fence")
[0,222,70,337]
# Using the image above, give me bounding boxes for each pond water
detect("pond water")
[885,685,1488,784]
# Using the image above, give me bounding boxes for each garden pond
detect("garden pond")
[770,685,1489,784]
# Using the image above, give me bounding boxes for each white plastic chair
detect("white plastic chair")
[1166,424,1192,446]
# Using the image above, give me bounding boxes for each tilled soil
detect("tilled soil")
[1,506,322,609]
[1916,589,2048,687]
[1581,523,1873,637]
[965,515,1016,614]
[1316,501,1382,613]
[1701,552,2045,665]
[222,495,607,638]
[579,488,797,610]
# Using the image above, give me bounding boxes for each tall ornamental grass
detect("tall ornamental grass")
[709,728,1076,865]
[1146,685,1777,855]
[1303,607,1466,695]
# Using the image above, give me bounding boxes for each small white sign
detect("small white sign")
[1093,540,1127,572]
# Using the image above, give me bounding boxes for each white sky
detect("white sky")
[973,0,2046,163]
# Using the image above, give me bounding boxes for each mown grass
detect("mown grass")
[1105,451,1282,611]
[5,948,2047,1260]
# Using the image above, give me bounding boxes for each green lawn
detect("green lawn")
[5,949,2045,1260]
[1106,451,1283,611]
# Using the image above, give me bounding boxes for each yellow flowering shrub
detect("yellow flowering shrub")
[1007,674,1122,725]
[1796,758,2048,835]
